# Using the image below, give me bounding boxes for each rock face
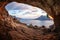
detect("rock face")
[0,15,58,40]
[0,0,60,32]
[0,0,60,40]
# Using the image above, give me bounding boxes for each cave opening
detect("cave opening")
[5,2,54,28]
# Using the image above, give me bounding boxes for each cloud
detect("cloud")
[5,2,47,19]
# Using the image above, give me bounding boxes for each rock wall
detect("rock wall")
[0,0,60,40]
[1,0,60,32]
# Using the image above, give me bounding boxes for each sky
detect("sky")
[5,2,47,19]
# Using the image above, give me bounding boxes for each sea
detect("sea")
[20,19,54,28]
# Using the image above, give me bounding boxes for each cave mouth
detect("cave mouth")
[5,2,54,28]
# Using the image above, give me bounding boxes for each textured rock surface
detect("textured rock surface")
[0,0,60,31]
[0,0,60,40]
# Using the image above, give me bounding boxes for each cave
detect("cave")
[0,0,60,40]
[0,0,60,32]
[5,2,54,28]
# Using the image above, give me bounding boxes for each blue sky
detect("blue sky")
[5,2,47,19]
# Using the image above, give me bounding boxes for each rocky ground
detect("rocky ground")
[0,14,59,40]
